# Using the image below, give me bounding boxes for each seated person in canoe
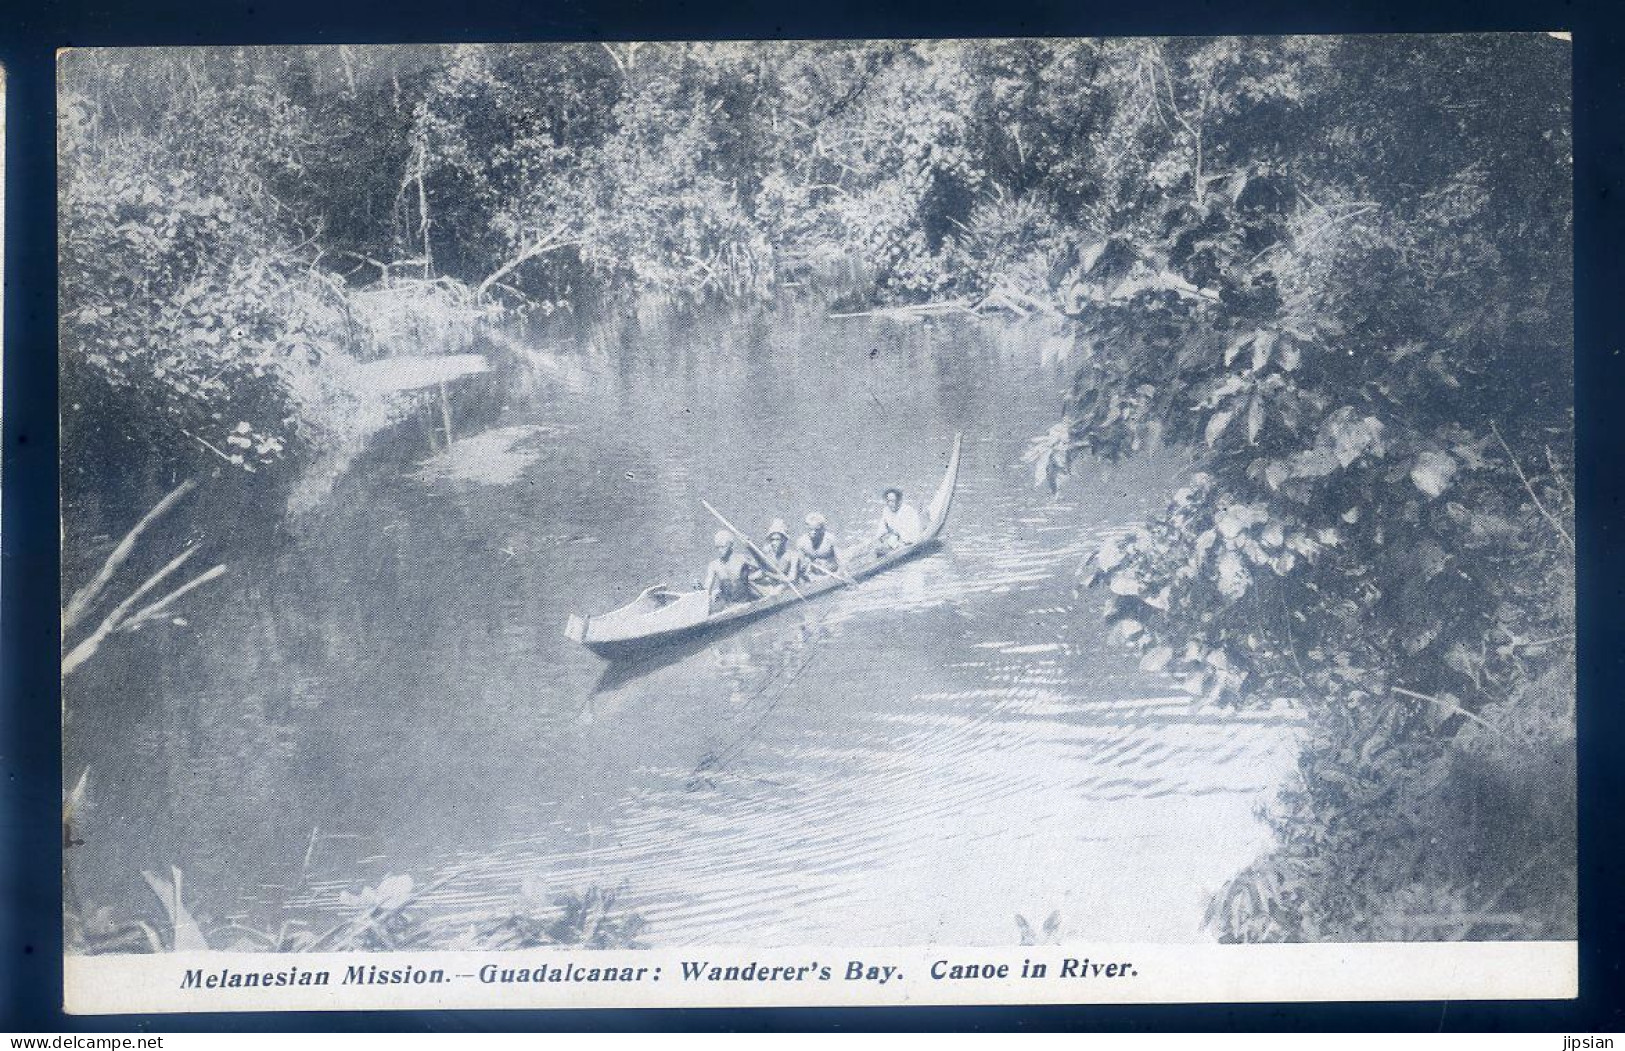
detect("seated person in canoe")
[704,530,760,610]
[751,519,797,591]
[795,512,842,581]
[874,486,924,554]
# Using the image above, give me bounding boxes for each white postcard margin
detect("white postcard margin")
[65,940,1577,1014]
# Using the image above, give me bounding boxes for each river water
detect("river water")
[67,302,1302,948]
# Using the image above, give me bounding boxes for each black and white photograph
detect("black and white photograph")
[56,35,1574,1012]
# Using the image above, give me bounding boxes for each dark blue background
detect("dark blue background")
[4,0,1621,1033]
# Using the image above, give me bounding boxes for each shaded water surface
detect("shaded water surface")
[68,304,1301,947]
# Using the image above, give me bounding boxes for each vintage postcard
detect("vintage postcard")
[59,36,1575,1014]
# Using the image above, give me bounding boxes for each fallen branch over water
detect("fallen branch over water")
[475,223,582,303]
[61,479,228,678]
[63,478,197,634]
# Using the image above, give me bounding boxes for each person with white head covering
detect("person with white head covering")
[753,517,796,585]
[703,528,759,610]
[795,511,841,581]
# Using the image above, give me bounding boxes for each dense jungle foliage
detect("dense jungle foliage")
[61,36,1572,942]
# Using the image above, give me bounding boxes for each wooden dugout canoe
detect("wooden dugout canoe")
[565,434,963,661]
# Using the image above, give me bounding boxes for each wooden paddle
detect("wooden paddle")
[806,555,859,587]
[701,499,808,601]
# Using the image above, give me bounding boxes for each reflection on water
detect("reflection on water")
[67,304,1302,947]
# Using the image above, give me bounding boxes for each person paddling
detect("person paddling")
[795,512,841,581]
[874,486,924,554]
[754,518,796,586]
[703,530,759,610]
